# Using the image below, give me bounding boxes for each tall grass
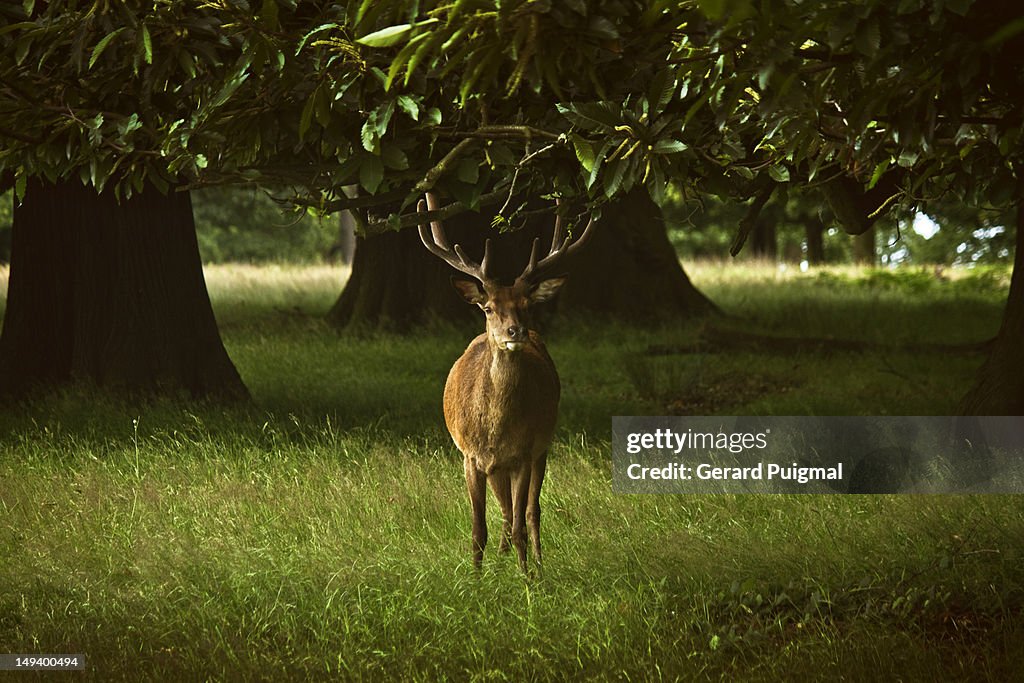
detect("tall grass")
[1,262,1021,681]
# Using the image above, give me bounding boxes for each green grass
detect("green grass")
[1,262,1022,681]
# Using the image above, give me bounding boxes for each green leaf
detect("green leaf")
[897,149,919,168]
[296,24,337,54]
[768,164,790,183]
[360,119,378,153]
[117,113,142,136]
[854,18,880,57]
[396,95,419,121]
[0,22,35,37]
[14,36,31,65]
[485,142,515,168]
[647,69,676,117]
[372,101,394,137]
[867,159,890,190]
[381,145,409,170]
[425,107,442,125]
[22,0,35,16]
[557,101,622,133]
[946,0,972,15]
[357,24,414,48]
[731,165,754,180]
[176,50,196,78]
[89,27,127,69]
[299,88,318,140]
[404,30,442,86]
[457,158,479,184]
[141,25,152,65]
[315,88,332,127]
[651,139,686,154]
[587,16,619,41]
[603,158,626,198]
[14,171,26,204]
[647,160,666,204]
[985,17,1024,47]
[359,154,384,194]
[385,31,430,90]
[585,141,613,191]
[572,135,596,172]
[260,0,279,29]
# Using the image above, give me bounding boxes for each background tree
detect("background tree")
[667,0,1024,411]
[0,3,264,397]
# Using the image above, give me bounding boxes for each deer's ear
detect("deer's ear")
[451,277,487,305]
[529,276,567,303]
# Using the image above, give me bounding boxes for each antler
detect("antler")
[417,192,492,282]
[517,198,596,284]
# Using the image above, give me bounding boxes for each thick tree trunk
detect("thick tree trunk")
[0,178,247,400]
[328,210,490,329]
[805,218,825,265]
[959,180,1024,414]
[852,226,876,265]
[750,220,777,260]
[556,189,717,320]
[331,189,717,328]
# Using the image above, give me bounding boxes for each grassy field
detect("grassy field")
[1,262,1022,681]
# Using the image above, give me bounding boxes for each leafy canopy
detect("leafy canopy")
[1,1,1021,234]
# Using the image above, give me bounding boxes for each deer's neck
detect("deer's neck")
[487,343,529,390]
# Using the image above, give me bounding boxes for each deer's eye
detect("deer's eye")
[482,306,493,314]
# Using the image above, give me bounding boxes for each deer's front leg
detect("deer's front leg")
[510,460,532,572]
[528,450,547,570]
[488,470,513,553]
[465,457,488,568]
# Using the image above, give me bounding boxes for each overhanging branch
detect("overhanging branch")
[730,181,777,256]
[363,188,510,234]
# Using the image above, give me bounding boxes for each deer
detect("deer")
[417,192,595,573]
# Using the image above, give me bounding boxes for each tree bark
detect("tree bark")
[0,178,247,400]
[328,210,489,329]
[958,178,1024,414]
[554,189,718,320]
[852,226,876,265]
[750,220,777,260]
[330,189,717,328]
[805,218,825,265]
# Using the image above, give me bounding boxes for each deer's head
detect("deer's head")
[418,193,594,353]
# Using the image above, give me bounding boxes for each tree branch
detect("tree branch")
[413,138,477,194]
[364,188,510,234]
[730,181,777,256]
[435,125,561,141]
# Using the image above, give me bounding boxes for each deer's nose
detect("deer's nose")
[507,325,527,340]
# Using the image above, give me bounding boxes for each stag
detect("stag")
[418,192,594,572]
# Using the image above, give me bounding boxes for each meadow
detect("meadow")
[1,262,1022,681]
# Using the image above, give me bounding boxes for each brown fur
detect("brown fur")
[417,190,592,572]
[443,281,562,572]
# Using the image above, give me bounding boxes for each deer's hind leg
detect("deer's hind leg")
[488,470,513,553]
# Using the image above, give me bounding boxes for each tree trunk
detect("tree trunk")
[0,178,247,400]
[805,218,825,265]
[852,226,876,265]
[556,189,718,320]
[328,210,490,329]
[958,179,1024,414]
[331,189,717,328]
[750,220,777,260]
